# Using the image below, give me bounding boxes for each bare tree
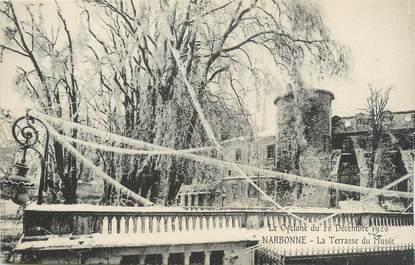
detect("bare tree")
[364,85,392,188]
[1,0,348,205]
[79,0,348,205]
[0,1,82,203]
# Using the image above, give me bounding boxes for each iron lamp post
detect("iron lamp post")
[6,112,50,205]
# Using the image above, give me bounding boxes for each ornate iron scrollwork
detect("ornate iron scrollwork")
[4,112,50,205]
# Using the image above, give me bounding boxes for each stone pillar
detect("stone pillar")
[138,255,145,265]
[191,195,196,206]
[161,253,169,265]
[197,194,201,206]
[184,252,191,265]
[203,194,208,206]
[185,194,189,206]
[204,251,211,265]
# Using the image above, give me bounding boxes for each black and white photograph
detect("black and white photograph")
[0,0,414,264]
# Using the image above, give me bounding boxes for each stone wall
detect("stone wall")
[221,135,276,178]
[274,88,334,207]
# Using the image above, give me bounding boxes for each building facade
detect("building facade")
[176,88,415,209]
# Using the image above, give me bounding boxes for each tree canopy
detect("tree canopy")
[0,0,348,205]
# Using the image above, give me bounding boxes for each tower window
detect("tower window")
[344,120,351,127]
[266,145,275,160]
[235,149,241,162]
[342,138,353,153]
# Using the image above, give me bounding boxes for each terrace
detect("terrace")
[13,204,414,264]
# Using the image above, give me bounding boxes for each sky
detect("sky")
[318,0,415,116]
[0,0,414,132]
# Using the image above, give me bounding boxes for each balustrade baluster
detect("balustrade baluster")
[178,216,183,231]
[220,215,225,229]
[129,216,134,233]
[156,216,161,233]
[75,216,82,235]
[235,215,240,228]
[264,215,269,229]
[206,216,211,230]
[124,216,130,234]
[121,217,127,234]
[239,215,245,228]
[150,216,156,232]
[172,216,179,232]
[334,215,339,227]
[87,216,93,234]
[177,216,182,232]
[165,216,171,232]
[148,216,154,233]
[51,215,59,235]
[202,216,207,230]
[277,216,281,228]
[213,216,218,230]
[108,216,114,234]
[116,216,122,234]
[194,216,200,231]
[141,217,146,233]
[93,216,103,234]
[160,216,166,232]
[345,215,350,228]
[184,216,189,232]
[190,216,196,231]
[132,216,138,233]
[101,217,108,234]
[268,214,273,229]
[141,216,146,233]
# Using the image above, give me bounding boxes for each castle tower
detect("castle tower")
[274,88,334,207]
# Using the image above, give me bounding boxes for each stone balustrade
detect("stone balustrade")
[22,204,414,240]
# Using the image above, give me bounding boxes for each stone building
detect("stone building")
[176,88,415,209]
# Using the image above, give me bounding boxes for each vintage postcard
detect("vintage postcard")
[0,0,414,264]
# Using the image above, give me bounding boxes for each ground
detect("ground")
[0,199,23,264]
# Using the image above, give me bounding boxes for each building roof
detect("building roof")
[274,88,335,104]
[178,183,215,194]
